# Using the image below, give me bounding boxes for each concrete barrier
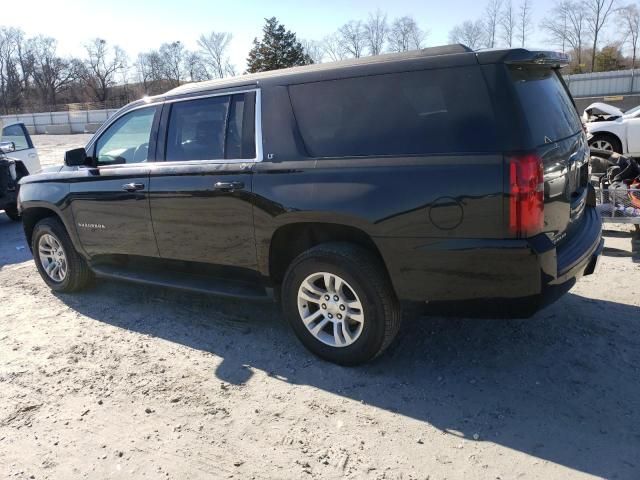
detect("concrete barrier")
[1,108,119,135]
[44,124,72,135]
[84,123,102,133]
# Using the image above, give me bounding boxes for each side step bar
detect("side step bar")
[91,264,272,302]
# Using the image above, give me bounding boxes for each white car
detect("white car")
[583,102,640,155]
[1,120,41,174]
[1,120,41,220]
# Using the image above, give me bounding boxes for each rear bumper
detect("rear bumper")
[548,205,603,286]
[376,205,603,307]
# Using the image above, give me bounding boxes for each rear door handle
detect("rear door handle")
[122,182,145,192]
[213,181,245,192]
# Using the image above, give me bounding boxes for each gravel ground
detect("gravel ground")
[1,135,640,480]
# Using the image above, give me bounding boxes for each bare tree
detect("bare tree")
[28,36,76,107]
[364,9,388,55]
[541,0,589,70]
[135,51,163,93]
[449,20,486,49]
[484,0,503,48]
[585,0,616,71]
[322,33,347,61]
[159,41,185,87]
[541,0,570,52]
[517,0,534,47]
[0,28,20,112]
[501,0,517,47]
[184,51,210,82]
[78,38,126,102]
[338,20,367,58]
[197,32,235,79]
[618,4,639,69]
[388,16,426,52]
[301,39,324,63]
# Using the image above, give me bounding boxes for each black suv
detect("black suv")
[18,45,603,365]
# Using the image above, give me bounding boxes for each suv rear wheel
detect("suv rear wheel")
[32,217,93,292]
[282,243,401,365]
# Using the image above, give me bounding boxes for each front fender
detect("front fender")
[19,182,86,258]
[586,121,627,152]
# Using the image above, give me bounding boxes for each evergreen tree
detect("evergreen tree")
[247,17,312,73]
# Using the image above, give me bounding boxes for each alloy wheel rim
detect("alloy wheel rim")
[38,233,68,282]
[297,272,364,348]
[592,139,613,151]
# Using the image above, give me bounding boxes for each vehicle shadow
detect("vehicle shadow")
[0,214,31,267]
[55,281,640,479]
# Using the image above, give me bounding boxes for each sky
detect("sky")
[4,0,623,72]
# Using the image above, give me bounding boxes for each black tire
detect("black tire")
[588,133,622,154]
[281,242,401,366]
[3,203,20,221]
[31,217,93,292]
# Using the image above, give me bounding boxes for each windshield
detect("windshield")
[510,67,582,146]
[624,105,640,116]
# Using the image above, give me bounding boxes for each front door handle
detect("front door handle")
[213,181,245,192]
[122,182,145,192]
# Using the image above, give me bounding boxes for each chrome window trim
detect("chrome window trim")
[88,88,263,166]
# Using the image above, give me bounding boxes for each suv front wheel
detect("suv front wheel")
[32,217,93,292]
[282,243,401,365]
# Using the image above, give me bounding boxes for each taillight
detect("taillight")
[509,154,544,238]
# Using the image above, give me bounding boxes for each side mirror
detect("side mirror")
[0,141,16,154]
[64,148,88,167]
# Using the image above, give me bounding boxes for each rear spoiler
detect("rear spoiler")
[476,48,570,68]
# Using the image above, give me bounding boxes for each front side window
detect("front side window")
[2,124,30,151]
[95,107,159,165]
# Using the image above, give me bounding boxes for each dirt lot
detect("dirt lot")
[1,135,640,480]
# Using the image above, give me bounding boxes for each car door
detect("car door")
[624,112,640,155]
[148,91,258,270]
[69,104,162,258]
[1,123,41,174]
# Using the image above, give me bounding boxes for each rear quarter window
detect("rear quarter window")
[509,67,582,146]
[288,66,498,158]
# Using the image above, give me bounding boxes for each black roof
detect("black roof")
[152,44,568,101]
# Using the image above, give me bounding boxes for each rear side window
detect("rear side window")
[166,96,230,161]
[288,67,498,157]
[165,92,256,162]
[509,67,582,146]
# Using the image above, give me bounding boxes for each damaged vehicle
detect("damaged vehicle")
[0,120,41,221]
[583,102,640,155]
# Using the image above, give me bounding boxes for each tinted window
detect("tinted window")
[96,107,158,165]
[166,96,230,161]
[2,124,29,151]
[289,67,497,157]
[225,95,245,159]
[510,67,582,146]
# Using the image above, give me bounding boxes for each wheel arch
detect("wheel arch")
[589,130,625,153]
[267,222,391,287]
[21,204,83,256]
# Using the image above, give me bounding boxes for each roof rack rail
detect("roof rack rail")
[419,44,473,56]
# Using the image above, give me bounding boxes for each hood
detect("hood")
[583,102,624,121]
[39,164,65,174]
